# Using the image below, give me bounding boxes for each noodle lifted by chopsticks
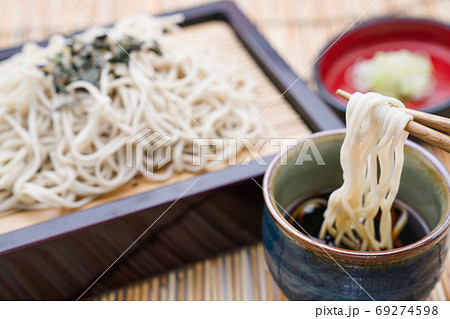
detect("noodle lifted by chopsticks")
[319,92,413,251]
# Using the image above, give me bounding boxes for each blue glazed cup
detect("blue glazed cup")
[262,129,450,300]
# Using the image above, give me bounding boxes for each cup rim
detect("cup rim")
[263,129,450,262]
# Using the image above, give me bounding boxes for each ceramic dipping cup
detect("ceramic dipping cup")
[262,129,450,300]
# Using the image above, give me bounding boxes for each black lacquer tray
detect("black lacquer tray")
[0,1,343,300]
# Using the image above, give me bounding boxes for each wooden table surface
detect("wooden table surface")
[1,0,449,301]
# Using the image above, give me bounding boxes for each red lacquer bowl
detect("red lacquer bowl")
[315,18,450,116]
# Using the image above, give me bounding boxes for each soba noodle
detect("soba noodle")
[0,14,262,212]
[318,92,413,251]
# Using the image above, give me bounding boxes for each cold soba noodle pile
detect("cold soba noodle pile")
[0,15,262,212]
[319,92,413,251]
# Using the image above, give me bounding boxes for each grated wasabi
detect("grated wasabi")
[352,49,435,101]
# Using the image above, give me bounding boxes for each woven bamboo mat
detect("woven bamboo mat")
[88,243,450,301]
[90,244,290,301]
[1,0,450,301]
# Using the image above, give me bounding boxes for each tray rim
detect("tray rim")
[0,1,344,255]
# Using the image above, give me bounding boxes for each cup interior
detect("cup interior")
[269,130,450,248]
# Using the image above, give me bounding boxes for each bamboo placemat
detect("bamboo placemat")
[1,0,450,301]
[89,244,288,301]
[88,243,450,301]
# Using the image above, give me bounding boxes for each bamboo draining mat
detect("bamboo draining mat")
[0,20,310,235]
[1,0,449,300]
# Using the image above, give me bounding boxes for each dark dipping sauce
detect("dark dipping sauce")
[285,191,430,250]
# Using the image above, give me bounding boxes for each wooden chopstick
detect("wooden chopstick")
[336,90,450,133]
[403,108,450,134]
[336,89,450,153]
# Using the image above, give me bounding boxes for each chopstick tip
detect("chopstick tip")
[336,89,352,101]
